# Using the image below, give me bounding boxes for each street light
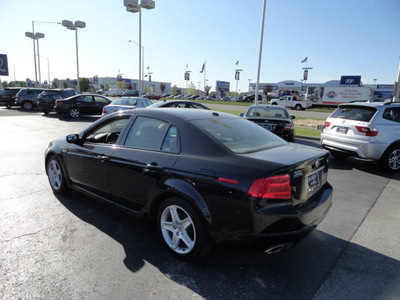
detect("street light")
[128,39,145,87]
[25,32,45,85]
[124,0,155,95]
[40,55,50,87]
[62,20,86,92]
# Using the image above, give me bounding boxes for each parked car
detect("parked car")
[321,102,400,172]
[124,90,139,97]
[45,108,332,260]
[147,100,210,110]
[221,96,232,101]
[142,93,161,100]
[0,87,22,107]
[54,94,112,118]
[102,97,153,116]
[242,105,296,142]
[105,89,124,97]
[38,89,79,114]
[14,88,46,110]
[243,94,263,103]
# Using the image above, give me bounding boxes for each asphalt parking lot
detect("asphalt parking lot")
[1,107,399,299]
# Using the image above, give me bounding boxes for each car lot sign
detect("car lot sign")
[216,80,230,92]
[340,75,361,86]
[0,54,9,76]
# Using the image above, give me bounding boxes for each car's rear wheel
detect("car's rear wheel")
[69,108,80,118]
[295,104,302,111]
[157,197,210,260]
[330,150,349,160]
[380,145,400,172]
[22,101,33,111]
[47,155,70,194]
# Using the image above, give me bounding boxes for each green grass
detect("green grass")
[295,127,321,139]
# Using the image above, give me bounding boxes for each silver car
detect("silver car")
[320,102,400,172]
[101,97,153,116]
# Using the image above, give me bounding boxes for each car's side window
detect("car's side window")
[383,107,400,123]
[94,96,109,103]
[161,125,180,153]
[81,96,93,103]
[124,116,171,151]
[84,118,130,144]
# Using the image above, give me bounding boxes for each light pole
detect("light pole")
[124,0,155,95]
[129,39,145,89]
[62,20,86,92]
[40,55,50,87]
[25,32,45,85]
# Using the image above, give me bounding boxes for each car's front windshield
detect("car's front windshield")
[193,117,286,154]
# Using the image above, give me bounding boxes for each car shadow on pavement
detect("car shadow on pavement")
[42,113,101,123]
[55,191,400,299]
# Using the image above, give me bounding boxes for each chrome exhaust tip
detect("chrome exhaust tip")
[264,243,293,254]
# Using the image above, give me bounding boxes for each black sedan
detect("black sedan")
[54,94,112,118]
[147,100,210,109]
[242,105,296,142]
[45,109,332,260]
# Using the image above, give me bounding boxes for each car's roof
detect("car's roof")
[117,107,235,121]
[339,101,400,108]
[248,104,287,109]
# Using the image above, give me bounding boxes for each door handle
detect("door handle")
[97,154,109,162]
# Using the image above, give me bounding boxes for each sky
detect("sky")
[1,0,400,93]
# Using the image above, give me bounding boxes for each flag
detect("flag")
[235,60,239,65]
[147,66,150,70]
[186,63,188,69]
[301,57,308,63]
[200,62,205,73]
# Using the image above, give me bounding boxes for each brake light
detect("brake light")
[102,107,107,114]
[356,126,378,136]
[55,101,61,106]
[248,175,291,199]
[324,122,331,130]
[284,124,293,131]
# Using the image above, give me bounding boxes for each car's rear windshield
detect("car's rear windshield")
[1,89,19,95]
[246,106,289,118]
[192,117,286,154]
[330,105,377,122]
[113,98,138,106]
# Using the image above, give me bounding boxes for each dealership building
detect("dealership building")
[249,76,398,101]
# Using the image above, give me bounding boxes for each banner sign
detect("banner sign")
[0,54,9,76]
[216,80,230,91]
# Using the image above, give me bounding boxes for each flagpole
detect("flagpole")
[204,60,206,92]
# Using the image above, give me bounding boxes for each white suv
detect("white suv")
[321,102,400,172]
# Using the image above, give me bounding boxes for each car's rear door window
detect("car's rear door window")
[331,105,377,122]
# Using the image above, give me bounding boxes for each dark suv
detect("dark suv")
[0,87,22,107]
[15,88,46,110]
[243,94,263,103]
[38,89,78,114]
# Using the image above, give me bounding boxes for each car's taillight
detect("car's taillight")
[248,175,291,199]
[102,107,107,114]
[324,122,331,130]
[55,101,61,106]
[284,124,293,131]
[356,126,378,136]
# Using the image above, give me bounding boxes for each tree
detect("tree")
[204,85,211,96]
[52,80,58,88]
[263,84,272,97]
[2,81,8,87]
[151,85,156,93]
[188,82,196,95]
[62,81,68,89]
[143,85,149,93]
[104,83,110,91]
[116,81,127,91]
[171,85,178,95]
[79,77,90,93]
[160,83,166,94]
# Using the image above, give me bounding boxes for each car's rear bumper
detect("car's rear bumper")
[38,102,55,111]
[321,133,387,160]
[0,99,15,106]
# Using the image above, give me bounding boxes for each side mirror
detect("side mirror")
[290,115,296,119]
[66,134,80,144]
[240,113,245,117]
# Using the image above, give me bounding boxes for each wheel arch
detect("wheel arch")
[379,140,400,161]
[149,178,212,226]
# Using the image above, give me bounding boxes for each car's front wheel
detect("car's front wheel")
[157,197,210,260]
[46,155,70,194]
[69,108,80,118]
[381,145,400,172]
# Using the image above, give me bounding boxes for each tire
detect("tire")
[295,104,301,111]
[69,108,80,118]
[46,155,70,194]
[43,109,50,115]
[330,150,349,160]
[380,145,400,172]
[157,197,210,260]
[22,101,33,111]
